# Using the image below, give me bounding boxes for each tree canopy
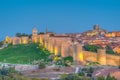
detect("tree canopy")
[16,33,29,37]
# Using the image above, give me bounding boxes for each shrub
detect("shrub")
[65,60,72,67]
[97,76,105,80]
[106,73,117,80]
[53,67,60,71]
[64,56,73,63]
[89,67,94,73]
[60,73,67,79]
[87,73,92,77]
[78,72,85,76]
[38,61,46,69]
[41,78,50,80]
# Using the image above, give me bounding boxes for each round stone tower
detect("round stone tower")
[97,49,106,65]
[73,43,84,65]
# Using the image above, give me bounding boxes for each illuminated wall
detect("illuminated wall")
[50,43,54,53]
[97,49,106,65]
[21,37,28,44]
[23,39,27,44]
[39,36,43,45]
[75,44,84,62]
[106,54,120,66]
[38,33,120,66]
[5,36,9,43]
[61,45,66,57]
[83,51,97,62]
[79,52,84,62]
[54,46,58,55]
[33,37,38,43]
[12,37,21,45]
[48,40,50,49]
[44,41,47,48]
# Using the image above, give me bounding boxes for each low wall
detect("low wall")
[15,65,38,71]
[0,63,38,71]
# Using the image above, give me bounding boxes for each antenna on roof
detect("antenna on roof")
[46,27,48,33]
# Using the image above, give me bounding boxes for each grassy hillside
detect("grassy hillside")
[0,43,50,64]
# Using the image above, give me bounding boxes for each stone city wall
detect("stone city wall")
[39,33,120,66]
[83,51,98,62]
[106,54,120,66]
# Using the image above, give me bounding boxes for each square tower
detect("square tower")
[32,28,38,43]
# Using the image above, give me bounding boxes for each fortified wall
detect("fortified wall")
[5,36,28,45]
[39,32,120,66]
[5,28,120,66]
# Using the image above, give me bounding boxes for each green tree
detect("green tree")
[63,56,73,63]
[89,67,94,73]
[106,46,116,55]
[84,45,100,52]
[16,33,29,37]
[16,33,22,37]
[97,76,105,80]
[78,72,85,76]
[106,73,117,80]
[38,32,44,34]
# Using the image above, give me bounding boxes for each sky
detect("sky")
[0,0,120,41]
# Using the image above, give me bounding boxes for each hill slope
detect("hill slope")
[0,43,50,64]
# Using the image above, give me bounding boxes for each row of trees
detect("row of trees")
[15,32,45,37]
[84,45,117,55]
[15,33,32,38]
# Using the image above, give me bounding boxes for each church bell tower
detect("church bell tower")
[32,28,38,43]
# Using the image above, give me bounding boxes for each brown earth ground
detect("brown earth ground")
[21,67,75,79]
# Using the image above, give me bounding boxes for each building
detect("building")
[113,45,120,54]
[32,28,38,43]
[86,24,107,36]
[105,31,120,37]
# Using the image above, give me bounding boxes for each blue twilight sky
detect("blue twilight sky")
[0,0,120,41]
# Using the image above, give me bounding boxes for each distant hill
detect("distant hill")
[0,43,50,64]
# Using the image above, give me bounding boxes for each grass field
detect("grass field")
[0,43,50,64]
